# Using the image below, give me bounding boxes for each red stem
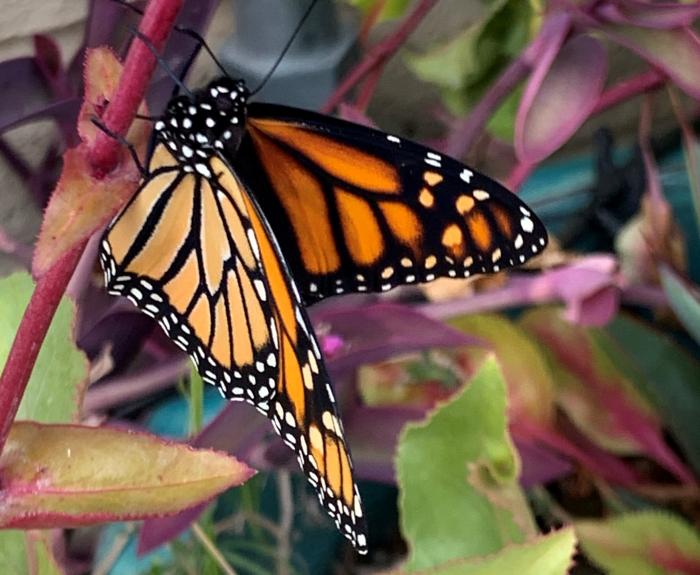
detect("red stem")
[0,245,83,447]
[321,0,439,114]
[88,0,183,177]
[354,65,384,112]
[0,0,183,452]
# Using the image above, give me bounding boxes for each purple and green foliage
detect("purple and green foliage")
[0,0,700,573]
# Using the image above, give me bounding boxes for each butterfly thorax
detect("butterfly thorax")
[154,77,249,166]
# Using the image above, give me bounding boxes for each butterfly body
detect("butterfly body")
[99,76,548,554]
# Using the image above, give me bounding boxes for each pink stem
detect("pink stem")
[321,0,439,114]
[506,161,536,191]
[355,65,384,112]
[0,0,183,452]
[592,69,665,116]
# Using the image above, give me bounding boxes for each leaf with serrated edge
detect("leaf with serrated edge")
[398,357,533,571]
[0,422,255,528]
[388,527,577,575]
[577,511,700,575]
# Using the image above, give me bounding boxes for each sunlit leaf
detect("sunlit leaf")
[398,358,534,571]
[0,422,255,528]
[577,511,700,575]
[389,527,576,575]
[347,0,412,22]
[0,272,88,422]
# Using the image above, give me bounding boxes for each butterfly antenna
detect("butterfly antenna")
[127,25,194,98]
[250,0,320,96]
[111,0,230,79]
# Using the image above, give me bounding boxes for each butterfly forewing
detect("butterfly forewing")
[238,103,548,304]
[100,140,368,553]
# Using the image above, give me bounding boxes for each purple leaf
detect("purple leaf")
[1,98,80,135]
[0,57,51,134]
[602,24,700,100]
[311,302,482,377]
[346,406,425,484]
[598,1,700,30]
[516,34,607,164]
[514,437,573,487]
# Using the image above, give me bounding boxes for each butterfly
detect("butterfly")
[98,76,548,554]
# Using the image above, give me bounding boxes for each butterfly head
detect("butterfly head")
[156,77,249,162]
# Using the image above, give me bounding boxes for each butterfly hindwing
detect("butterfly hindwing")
[238,171,367,549]
[238,103,548,304]
[100,141,367,552]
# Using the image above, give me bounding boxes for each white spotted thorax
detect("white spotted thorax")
[155,77,249,164]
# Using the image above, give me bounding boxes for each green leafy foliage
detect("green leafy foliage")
[520,307,659,455]
[0,531,65,575]
[605,314,700,474]
[0,272,87,423]
[405,0,537,139]
[577,511,700,575]
[397,358,535,571]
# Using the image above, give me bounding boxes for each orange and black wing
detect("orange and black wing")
[237,103,548,304]
[99,144,368,553]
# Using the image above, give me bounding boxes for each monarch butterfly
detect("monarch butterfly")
[99,73,547,553]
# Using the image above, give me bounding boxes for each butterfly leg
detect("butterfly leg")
[90,116,147,176]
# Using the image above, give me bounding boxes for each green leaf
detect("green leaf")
[448,314,556,427]
[0,531,28,574]
[405,0,536,138]
[520,308,658,455]
[659,265,700,346]
[577,511,700,575]
[0,422,255,528]
[0,272,88,423]
[391,527,576,575]
[0,530,65,575]
[605,314,700,475]
[188,364,204,435]
[347,0,412,22]
[397,357,534,572]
